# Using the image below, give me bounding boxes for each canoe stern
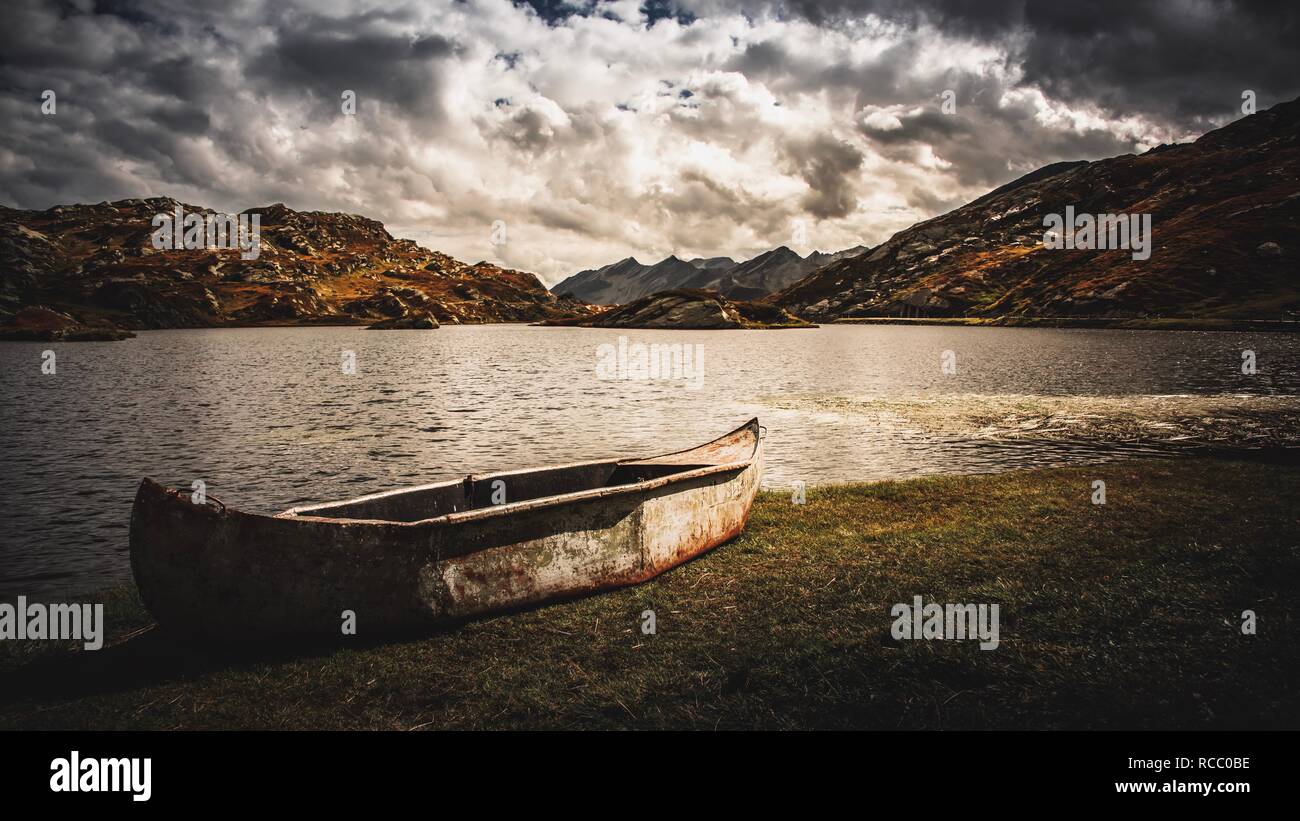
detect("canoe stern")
[130,478,438,639]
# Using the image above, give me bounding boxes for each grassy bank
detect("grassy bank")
[2,458,1297,730]
[835,316,1300,332]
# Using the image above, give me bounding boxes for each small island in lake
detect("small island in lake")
[538,289,814,330]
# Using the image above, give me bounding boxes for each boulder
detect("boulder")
[367,313,439,330]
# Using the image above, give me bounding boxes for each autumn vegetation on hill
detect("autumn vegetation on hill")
[0,198,591,336]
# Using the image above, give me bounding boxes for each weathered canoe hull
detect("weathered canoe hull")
[129,420,762,639]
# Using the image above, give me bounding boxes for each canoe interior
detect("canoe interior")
[283,417,761,524]
[286,461,710,523]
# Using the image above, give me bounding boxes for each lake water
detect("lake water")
[3,323,1299,598]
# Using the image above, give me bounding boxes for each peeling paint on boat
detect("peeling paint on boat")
[129,419,763,639]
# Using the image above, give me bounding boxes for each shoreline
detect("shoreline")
[3,457,1296,730]
[8,315,1300,341]
[834,316,1300,332]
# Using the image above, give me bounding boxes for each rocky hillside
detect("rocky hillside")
[553,245,865,304]
[704,245,866,300]
[776,97,1300,320]
[0,198,588,332]
[538,289,812,330]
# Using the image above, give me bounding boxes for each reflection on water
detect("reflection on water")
[2,323,1298,597]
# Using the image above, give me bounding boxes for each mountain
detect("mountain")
[804,247,871,267]
[0,198,589,332]
[550,254,705,305]
[775,98,1300,320]
[709,245,867,300]
[686,256,738,272]
[553,245,867,304]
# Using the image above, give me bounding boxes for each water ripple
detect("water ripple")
[2,323,1298,598]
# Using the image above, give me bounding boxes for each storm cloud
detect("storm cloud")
[2,0,1295,283]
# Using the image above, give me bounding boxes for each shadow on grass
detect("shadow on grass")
[0,621,457,706]
[0,565,715,708]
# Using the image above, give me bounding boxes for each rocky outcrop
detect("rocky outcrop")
[539,289,813,330]
[0,306,135,341]
[0,198,587,332]
[231,285,336,323]
[367,313,439,330]
[775,96,1300,321]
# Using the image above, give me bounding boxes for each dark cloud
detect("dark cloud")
[0,0,1295,283]
[1018,0,1300,123]
[856,90,1136,194]
[706,0,1300,122]
[247,25,455,120]
[142,56,217,101]
[784,135,863,219]
[500,106,559,153]
[148,103,212,135]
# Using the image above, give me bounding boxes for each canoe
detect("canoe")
[129,418,763,639]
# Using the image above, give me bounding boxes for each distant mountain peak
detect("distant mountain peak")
[553,241,865,304]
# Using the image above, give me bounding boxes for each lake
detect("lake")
[3,323,1299,598]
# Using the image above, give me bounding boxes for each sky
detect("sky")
[2,0,1297,285]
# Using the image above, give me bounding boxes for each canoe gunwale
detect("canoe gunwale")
[233,417,759,528]
[281,460,752,528]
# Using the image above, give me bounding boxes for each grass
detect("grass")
[2,458,1297,730]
